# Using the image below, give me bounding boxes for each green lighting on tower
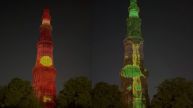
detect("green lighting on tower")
[127,85,132,91]
[129,0,139,17]
[127,0,142,41]
[121,41,145,107]
[121,65,143,78]
[121,0,149,107]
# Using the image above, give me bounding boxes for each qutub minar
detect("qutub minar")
[120,0,150,108]
[31,0,149,107]
[32,9,56,108]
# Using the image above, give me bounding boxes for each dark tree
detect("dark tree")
[57,76,92,108]
[0,78,41,108]
[92,82,123,108]
[0,86,6,107]
[151,77,193,108]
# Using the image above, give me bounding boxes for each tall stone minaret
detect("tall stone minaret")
[32,9,57,108]
[120,0,149,107]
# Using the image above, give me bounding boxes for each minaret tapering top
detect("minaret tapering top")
[126,0,142,41]
[42,8,51,25]
[129,0,139,17]
[38,8,53,43]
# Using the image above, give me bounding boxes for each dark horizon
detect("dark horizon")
[0,0,193,98]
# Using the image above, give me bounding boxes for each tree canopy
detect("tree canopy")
[57,77,123,108]
[151,77,193,108]
[92,82,123,108]
[1,76,125,108]
[57,76,92,108]
[0,78,41,108]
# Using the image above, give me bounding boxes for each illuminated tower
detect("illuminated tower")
[32,9,56,108]
[120,0,149,108]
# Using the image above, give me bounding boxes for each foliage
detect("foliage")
[151,77,193,108]
[57,76,92,108]
[57,77,124,108]
[92,82,123,108]
[0,78,41,108]
[0,86,6,107]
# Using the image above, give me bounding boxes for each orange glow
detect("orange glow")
[42,19,50,25]
[43,96,52,103]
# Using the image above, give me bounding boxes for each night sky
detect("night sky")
[0,0,193,98]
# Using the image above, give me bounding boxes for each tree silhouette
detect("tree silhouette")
[92,82,123,108]
[57,76,92,108]
[151,77,193,108]
[0,78,41,108]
